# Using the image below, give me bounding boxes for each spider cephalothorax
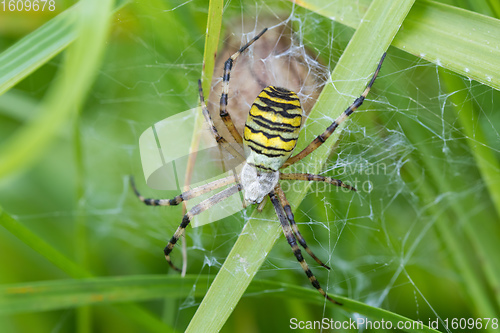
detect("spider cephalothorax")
[132,27,386,305]
[240,163,279,205]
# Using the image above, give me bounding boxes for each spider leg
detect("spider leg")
[164,183,242,271]
[282,53,386,168]
[130,175,237,206]
[275,184,331,270]
[198,80,243,160]
[269,190,341,305]
[280,173,356,191]
[219,28,268,144]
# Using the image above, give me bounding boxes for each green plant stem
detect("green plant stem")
[0,206,91,278]
[0,0,176,329]
[290,0,500,91]
[201,0,223,96]
[73,115,91,333]
[0,275,440,333]
[0,206,176,333]
[0,0,129,97]
[488,0,500,18]
[0,0,129,180]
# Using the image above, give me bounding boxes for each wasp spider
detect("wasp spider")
[132,28,386,305]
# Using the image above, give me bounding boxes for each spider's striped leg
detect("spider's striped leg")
[275,184,330,270]
[164,183,242,271]
[130,175,237,206]
[269,190,341,305]
[198,80,243,160]
[219,28,268,144]
[280,173,356,191]
[282,53,386,168]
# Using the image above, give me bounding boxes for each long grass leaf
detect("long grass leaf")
[0,206,91,278]
[0,2,114,179]
[0,275,439,333]
[0,0,128,97]
[0,206,175,332]
[201,0,223,95]
[0,6,77,97]
[292,0,500,91]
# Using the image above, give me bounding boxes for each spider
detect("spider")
[131,28,386,305]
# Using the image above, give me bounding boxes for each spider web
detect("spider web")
[1,0,499,332]
[119,1,498,328]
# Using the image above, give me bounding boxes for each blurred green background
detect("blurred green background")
[0,0,499,332]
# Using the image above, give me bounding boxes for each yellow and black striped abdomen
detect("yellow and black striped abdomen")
[243,86,302,171]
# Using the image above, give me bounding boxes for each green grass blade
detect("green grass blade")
[0,207,176,333]
[398,2,500,90]
[186,0,416,332]
[0,0,129,97]
[439,70,500,311]
[0,90,41,122]
[488,0,500,18]
[74,110,90,333]
[292,0,500,91]
[0,0,129,180]
[201,0,223,96]
[0,206,91,278]
[0,275,439,333]
[0,0,117,180]
[440,72,500,221]
[0,6,77,97]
